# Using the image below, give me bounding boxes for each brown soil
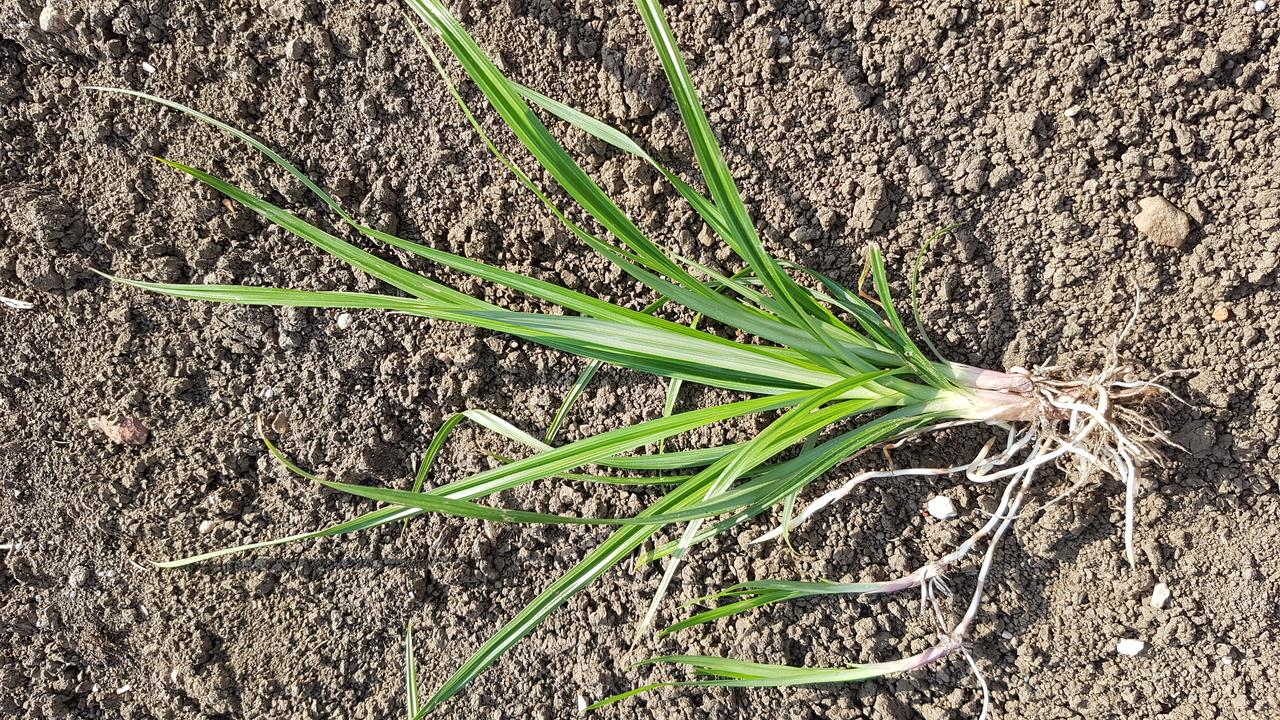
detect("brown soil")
[3,1,1279,719]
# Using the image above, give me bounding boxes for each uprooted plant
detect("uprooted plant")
[94,0,1181,715]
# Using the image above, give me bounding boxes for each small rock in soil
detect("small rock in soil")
[270,410,291,435]
[68,565,92,589]
[1151,582,1171,608]
[39,3,68,33]
[1212,305,1231,322]
[1133,196,1192,248]
[1116,638,1146,656]
[94,415,149,446]
[926,495,957,520]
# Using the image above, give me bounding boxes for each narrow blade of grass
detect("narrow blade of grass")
[511,81,733,243]
[405,622,421,719]
[662,578,922,636]
[417,451,739,712]
[588,645,957,710]
[867,247,953,390]
[632,371,896,636]
[632,0,869,367]
[544,359,602,445]
[152,506,415,568]
[638,409,946,564]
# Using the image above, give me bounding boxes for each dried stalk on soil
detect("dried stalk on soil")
[94,0,1179,715]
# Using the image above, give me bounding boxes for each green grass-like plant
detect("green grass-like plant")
[95,0,1178,715]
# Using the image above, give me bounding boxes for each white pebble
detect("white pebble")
[39,3,67,33]
[926,495,957,520]
[576,695,588,713]
[1150,582,1171,608]
[1116,638,1145,656]
[336,312,353,330]
[1255,0,1268,12]
[141,61,156,74]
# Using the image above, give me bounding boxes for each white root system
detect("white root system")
[755,301,1188,717]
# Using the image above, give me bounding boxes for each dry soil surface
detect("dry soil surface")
[3,1,1280,719]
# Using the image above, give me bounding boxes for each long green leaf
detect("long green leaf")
[632,0,869,367]
[663,577,924,636]
[632,371,895,636]
[152,506,414,568]
[588,644,957,710]
[417,451,735,712]
[405,623,421,719]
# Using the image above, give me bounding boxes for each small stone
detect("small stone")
[39,3,68,33]
[1133,196,1192,248]
[926,495,957,520]
[45,695,71,717]
[141,61,156,74]
[1183,197,1207,224]
[1212,305,1231,322]
[1064,105,1082,118]
[285,38,306,61]
[1151,582,1171,608]
[270,410,291,435]
[1255,0,1268,12]
[789,226,820,243]
[336,312,353,330]
[197,519,216,535]
[1116,638,1145,656]
[95,415,150,446]
[68,566,92,589]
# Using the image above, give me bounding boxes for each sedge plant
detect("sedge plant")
[94,0,1180,715]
